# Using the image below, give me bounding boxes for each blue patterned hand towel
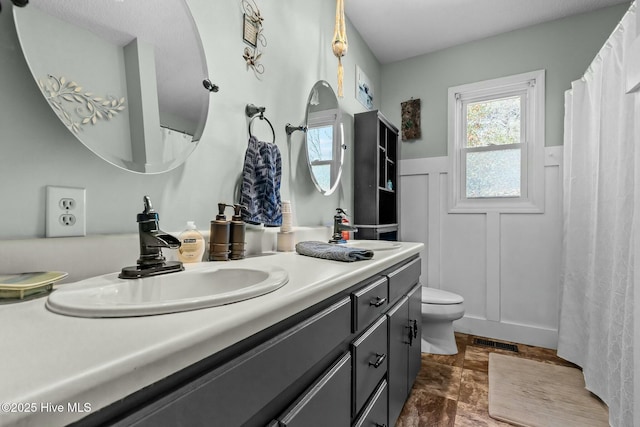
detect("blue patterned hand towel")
[241,136,282,226]
[295,241,374,262]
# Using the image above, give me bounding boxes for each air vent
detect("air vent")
[473,338,519,353]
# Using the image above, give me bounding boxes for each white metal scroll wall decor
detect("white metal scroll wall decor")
[39,75,126,134]
[242,0,266,77]
[332,0,348,97]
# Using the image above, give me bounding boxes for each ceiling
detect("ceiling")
[345,0,631,64]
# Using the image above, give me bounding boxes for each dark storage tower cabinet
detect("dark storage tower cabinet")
[354,110,399,240]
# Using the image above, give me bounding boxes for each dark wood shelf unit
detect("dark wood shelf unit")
[354,110,400,241]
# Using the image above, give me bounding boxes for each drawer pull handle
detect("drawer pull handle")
[369,296,387,307]
[375,424,387,427]
[412,319,418,339]
[368,353,387,368]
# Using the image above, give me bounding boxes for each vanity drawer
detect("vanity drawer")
[387,257,421,304]
[275,353,351,427]
[119,297,352,427]
[352,379,388,427]
[352,276,388,332]
[351,315,388,416]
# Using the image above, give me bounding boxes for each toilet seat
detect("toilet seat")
[422,287,464,305]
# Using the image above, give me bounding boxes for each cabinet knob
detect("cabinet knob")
[368,353,387,368]
[369,296,387,307]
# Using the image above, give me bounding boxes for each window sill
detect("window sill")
[448,197,545,214]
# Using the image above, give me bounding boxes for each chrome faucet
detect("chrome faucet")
[329,208,358,243]
[119,196,184,279]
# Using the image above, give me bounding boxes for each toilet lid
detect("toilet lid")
[422,287,464,304]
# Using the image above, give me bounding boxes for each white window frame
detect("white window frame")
[448,70,545,213]
[306,108,344,195]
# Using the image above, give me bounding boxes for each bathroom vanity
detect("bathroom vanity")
[0,242,423,427]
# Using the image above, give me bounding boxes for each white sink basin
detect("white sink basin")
[46,264,288,318]
[339,240,401,251]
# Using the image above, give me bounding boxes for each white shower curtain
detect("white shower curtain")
[559,4,636,427]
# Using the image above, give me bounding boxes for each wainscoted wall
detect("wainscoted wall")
[399,146,562,349]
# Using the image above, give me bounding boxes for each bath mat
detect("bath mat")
[488,353,608,427]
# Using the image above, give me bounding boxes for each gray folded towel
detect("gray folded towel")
[295,241,374,262]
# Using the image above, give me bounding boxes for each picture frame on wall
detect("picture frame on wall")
[356,65,374,110]
[243,14,258,47]
[401,98,421,140]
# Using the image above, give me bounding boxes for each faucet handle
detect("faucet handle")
[138,195,159,223]
[336,208,349,217]
[143,195,155,214]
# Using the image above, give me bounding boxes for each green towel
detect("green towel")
[295,241,373,262]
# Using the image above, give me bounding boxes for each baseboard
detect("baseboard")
[454,316,559,350]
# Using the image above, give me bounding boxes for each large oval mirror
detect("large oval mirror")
[13,0,210,174]
[305,80,345,195]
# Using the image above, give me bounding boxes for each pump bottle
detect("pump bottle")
[229,204,246,260]
[178,221,205,263]
[209,203,230,261]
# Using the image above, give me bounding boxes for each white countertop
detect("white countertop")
[0,242,423,427]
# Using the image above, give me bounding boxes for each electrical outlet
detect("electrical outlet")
[46,186,86,237]
[59,214,76,226]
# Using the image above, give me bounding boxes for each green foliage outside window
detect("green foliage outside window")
[466,97,521,147]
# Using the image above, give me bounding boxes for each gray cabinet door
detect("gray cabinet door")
[387,296,409,427]
[407,283,422,389]
[277,353,351,427]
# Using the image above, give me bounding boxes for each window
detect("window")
[448,70,545,213]
[307,109,343,193]
[307,123,334,191]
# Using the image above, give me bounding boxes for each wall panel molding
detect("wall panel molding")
[400,147,563,349]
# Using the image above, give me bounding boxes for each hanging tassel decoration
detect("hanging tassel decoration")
[332,0,348,97]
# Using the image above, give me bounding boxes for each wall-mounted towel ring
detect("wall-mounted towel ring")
[246,104,275,143]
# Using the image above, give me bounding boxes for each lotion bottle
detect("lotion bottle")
[177,221,205,263]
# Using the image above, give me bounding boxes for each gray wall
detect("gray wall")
[382,4,630,160]
[1,2,630,240]
[0,0,381,239]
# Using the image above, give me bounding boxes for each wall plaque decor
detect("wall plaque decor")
[243,14,259,47]
[355,65,373,110]
[401,98,421,141]
[242,0,266,77]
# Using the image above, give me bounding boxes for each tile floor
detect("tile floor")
[396,332,579,427]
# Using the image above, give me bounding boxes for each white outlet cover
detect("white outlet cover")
[46,186,86,238]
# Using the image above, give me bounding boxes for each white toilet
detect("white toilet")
[421,286,465,355]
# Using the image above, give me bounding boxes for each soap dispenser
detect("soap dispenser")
[229,204,246,260]
[178,221,205,263]
[209,203,231,261]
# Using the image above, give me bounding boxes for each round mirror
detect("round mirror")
[13,0,210,174]
[305,81,345,195]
